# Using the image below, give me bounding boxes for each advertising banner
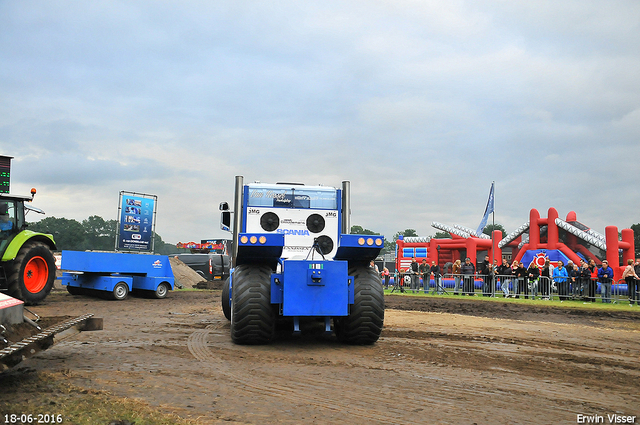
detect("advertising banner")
[176,239,227,253]
[117,192,156,251]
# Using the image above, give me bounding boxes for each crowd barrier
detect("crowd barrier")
[386,271,634,304]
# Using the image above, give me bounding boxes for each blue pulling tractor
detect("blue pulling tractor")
[219,176,385,345]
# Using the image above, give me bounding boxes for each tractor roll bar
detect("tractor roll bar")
[341,181,350,234]
[232,175,244,266]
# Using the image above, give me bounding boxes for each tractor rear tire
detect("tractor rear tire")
[6,242,56,305]
[221,277,231,320]
[335,265,385,345]
[230,264,274,344]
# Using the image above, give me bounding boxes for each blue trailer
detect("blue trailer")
[60,251,174,300]
[220,176,385,345]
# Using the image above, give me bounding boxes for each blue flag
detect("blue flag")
[476,182,494,237]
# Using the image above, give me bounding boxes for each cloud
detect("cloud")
[1,0,639,244]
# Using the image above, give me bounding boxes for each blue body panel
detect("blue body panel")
[60,250,174,294]
[271,260,352,317]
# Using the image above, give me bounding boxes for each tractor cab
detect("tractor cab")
[0,194,29,254]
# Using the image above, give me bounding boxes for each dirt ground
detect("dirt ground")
[2,288,640,425]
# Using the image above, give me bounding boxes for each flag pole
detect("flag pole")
[491,181,496,297]
[492,180,495,264]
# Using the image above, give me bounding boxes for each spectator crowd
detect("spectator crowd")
[383,257,640,305]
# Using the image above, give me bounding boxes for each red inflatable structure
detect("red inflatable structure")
[396,231,502,273]
[396,208,635,281]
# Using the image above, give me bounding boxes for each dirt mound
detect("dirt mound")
[169,256,206,289]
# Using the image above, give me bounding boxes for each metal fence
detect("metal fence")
[388,271,634,303]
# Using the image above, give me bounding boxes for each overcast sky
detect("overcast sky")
[1,1,639,245]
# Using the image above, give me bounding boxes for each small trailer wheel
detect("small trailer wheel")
[112,282,129,301]
[154,282,169,299]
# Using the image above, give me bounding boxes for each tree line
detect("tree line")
[27,215,183,255]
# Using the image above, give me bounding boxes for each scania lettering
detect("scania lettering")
[277,229,311,236]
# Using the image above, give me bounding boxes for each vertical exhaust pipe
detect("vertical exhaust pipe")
[341,181,350,234]
[232,175,244,267]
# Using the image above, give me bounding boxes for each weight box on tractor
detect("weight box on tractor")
[0,189,57,305]
[219,176,385,345]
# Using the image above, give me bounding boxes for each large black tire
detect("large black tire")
[230,264,274,345]
[335,265,385,345]
[6,241,56,305]
[221,277,231,320]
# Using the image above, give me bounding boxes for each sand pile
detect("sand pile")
[169,256,207,289]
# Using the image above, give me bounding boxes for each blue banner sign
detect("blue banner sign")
[118,194,155,251]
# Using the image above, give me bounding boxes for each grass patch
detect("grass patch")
[0,370,197,425]
[383,289,638,312]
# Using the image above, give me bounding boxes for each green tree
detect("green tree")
[384,229,419,255]
[483,223,506,238]
[392,229,418,240]
[83,215,117,251]
[28,217,86,250]
[153,232,183,255]
[350,225,380,235]
[434,231,451,239]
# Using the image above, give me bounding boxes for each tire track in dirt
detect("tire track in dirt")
[187,324,586,424]
[382,328,640,378]
[188,327,417,425]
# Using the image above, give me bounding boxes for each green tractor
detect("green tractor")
[0,189,56,304]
